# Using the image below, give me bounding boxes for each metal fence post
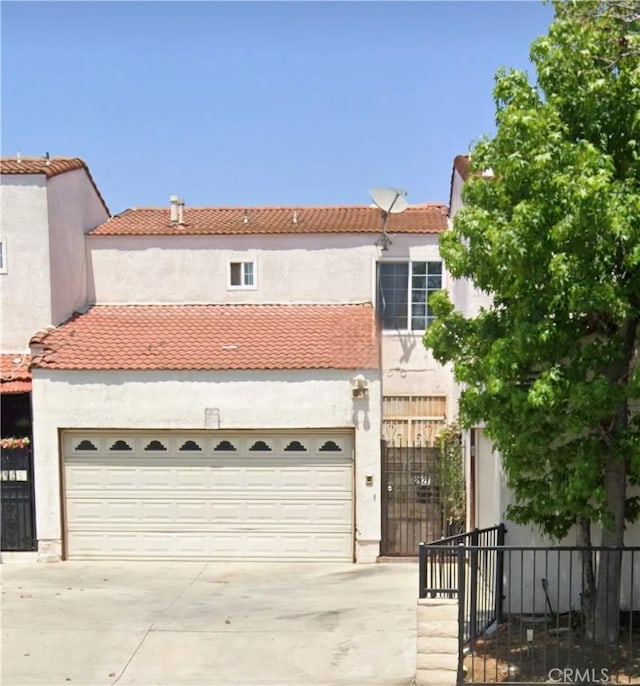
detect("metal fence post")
[418,542,427,599]
[456,543,466,686]
[495,522,506,623]
[468,527,479,649]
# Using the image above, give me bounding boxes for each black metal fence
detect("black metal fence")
[381,441,465,556]
[1,447,37,551]
[420,537,640,684]
[419,524,506,645]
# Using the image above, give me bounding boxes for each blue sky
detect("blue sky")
[2,1,554,214]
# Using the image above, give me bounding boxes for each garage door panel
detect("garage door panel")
[63,431,354,561]
[67,499,352,527]
[106,469,143,489]
[65,531,353,560]
[140,468,177,489]
[278,468,351,491]
[67,465,352,494]
[175,502,212,522]
[66,466,108,490]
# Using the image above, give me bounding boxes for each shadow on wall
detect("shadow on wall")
[352,396,371,431]
[395,330,418,364]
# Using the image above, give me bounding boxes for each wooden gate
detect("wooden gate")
[381,441,460,556]
[1,446,36,551]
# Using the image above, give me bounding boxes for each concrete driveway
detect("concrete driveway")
[1,561,418,686]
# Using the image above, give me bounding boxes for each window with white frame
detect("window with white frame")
[228,260,255,289]
[0,238,7,274]
[377,261,442,330]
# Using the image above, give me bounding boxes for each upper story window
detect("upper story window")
[228,260,255,289]
[0,238,7,274]
[377,261,442,331]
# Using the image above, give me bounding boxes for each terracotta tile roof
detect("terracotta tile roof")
[91,204,448,236]
[30,305,380,371]
[1,354,31,394]
[1,156,85,178]
[453,155,471,181]
[1,156,110,215]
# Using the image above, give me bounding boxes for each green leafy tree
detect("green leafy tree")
[437,424,466,535]
[425,0,640,644]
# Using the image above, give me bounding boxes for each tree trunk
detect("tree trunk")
[576,516,596,639]
[593,317,636,645]
[594,457,626,645]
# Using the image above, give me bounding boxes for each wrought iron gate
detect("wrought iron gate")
[381,441,458,555]
[1,447,36,551]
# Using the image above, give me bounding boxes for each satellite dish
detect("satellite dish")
[370,187,408,215]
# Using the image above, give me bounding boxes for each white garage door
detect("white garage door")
[62,431,354,561]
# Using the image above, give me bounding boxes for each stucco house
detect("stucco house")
[448,154,639,613]
[2,156,457,563]
[0,157,110,554]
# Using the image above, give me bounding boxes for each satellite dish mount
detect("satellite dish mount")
[370,187,408,251]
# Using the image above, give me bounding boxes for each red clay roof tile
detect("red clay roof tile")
[1,156,110,215]
[30,305,379,371]
[1,354,31,394]
[91,204,448,236]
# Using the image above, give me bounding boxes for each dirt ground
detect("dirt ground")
[463,615,640,684]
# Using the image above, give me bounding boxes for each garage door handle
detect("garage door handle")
[387,484,393,492]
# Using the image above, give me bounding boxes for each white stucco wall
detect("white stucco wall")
[31,367,382,562]
[0,170,109,352]
[0,177,52,350]
[448,170,465,221]
[381,337,456,408]
[474,430,501,530]
[87,232,442,306]
[469,429,640,612]
[47,169,109,326]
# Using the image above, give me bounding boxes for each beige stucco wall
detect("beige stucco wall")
[47,169,109,326]
[31,367,382,563]
[0,176,52,350]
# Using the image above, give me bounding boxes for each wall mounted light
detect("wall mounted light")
[351,374,369,399]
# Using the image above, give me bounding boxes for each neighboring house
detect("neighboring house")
[2,158,456,562]
[447,154,498,532]
[0,157,110,554]
[448,154,639,611]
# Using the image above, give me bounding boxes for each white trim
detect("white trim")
[376,259,443,332]
[227,259,257,290]
[0,237,7,274]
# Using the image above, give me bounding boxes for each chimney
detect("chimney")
[170,195,185,224]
